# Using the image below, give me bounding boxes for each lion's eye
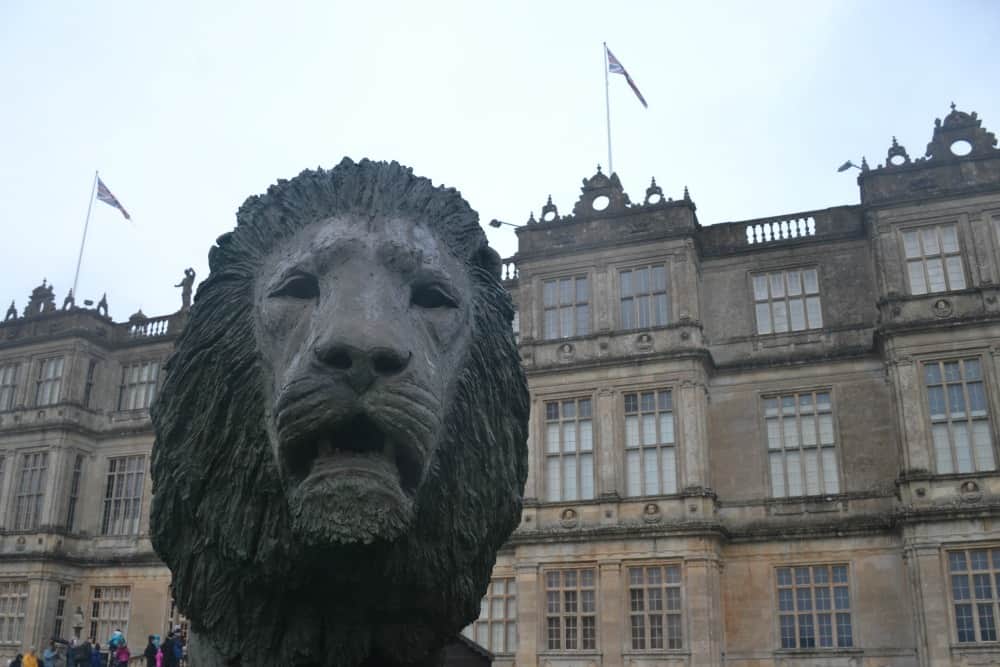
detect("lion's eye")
[269,274,319,300]
[411,284,458,309]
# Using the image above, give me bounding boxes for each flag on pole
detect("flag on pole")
[606,46,648,109]
[96,177,131,220]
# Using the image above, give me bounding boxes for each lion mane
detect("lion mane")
[150,158,529,666]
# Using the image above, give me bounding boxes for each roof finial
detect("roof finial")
[683,186,691,201]
[891,136,899,147]
[596,164,603,174]
[650,177,657,187]
[951,101,957,111]
[546,195,554,205]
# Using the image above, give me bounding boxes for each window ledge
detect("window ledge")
[622,649,691,656]
[774,648,862,656]
[951,643,1000,652]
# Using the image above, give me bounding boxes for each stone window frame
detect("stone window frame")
[625,561,685,652]
[947,545,1000,644]
[53,582,70,639]
[65,452,85,532]
[617,263,670,331]
[0,361,20,411]
[774,562,854,650]
[82,358,99,409]
[540,273,591,340]
[542,565,599,653]
[919,355,997,475]
[34,355,64,407]
[117,359,162,411]
[0,581,28,645]
[898,221,968,296]
[750,266,824,336]
[10,450,48,532]
[462,576,517,655]
[541,395,596,503]
[622,387,679,498]
[100,454,146,536]
[761,388,843,499]
[89,585,130,644]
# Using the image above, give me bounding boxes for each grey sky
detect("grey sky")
[1,1,998,320]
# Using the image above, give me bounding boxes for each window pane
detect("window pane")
[756,302,772,334]
[908,261,927,295]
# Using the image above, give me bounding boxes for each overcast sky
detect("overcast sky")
[1,1,998,321]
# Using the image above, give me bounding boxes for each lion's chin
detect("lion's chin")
[287,470,415,546]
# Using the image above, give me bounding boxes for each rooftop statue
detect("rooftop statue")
[174,267,195,311]
[150,158,529,667]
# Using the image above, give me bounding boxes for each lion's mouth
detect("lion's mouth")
[284,414,422,496]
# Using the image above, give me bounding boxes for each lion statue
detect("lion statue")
[150,158,529,667]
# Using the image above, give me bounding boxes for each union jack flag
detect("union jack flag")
[606,46,648,109]
[96,177,131,220]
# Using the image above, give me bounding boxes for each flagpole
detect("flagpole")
[72,171,98,298]
[603,42,613,175]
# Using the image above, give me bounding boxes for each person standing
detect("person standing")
[42,642,59,667]
[113,643,128,667]
[22,648,37,667]
[87,644,99,667]
[143,637,156,667]
[159,634,175,667]
[73,638,91,667]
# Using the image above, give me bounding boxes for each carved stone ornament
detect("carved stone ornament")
[933,298,953,318]
[635,332,654,351]
[885,136,911,167]
[926,103,999,161]
[560,507,579,528]
[571,165,631,219]
[149,158,530,667]
[642,502,662,524]
[558,342,575,362]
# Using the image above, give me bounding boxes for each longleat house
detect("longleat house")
[1,105,999,666]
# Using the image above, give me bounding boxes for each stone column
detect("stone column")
[598,560,623,664]
[523,399,539,502]
[685,547,723,667]
[904,542,950,667]
[597,388,619,497]
[891,357,932,472]
[514,561,539,665]
[679,380,710,490]
[595,264,611,333]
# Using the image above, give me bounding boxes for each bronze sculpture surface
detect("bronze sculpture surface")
[150,159,529,667]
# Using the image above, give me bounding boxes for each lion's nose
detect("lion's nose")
[314,342,411,391]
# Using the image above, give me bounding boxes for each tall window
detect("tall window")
[544,398,594,502]
[0,364,18,410]
[753,268,822,335]
[628,564,683,650]
[950,548,1000,643]
[35,357,64,407]
[543,276,589,339]
[66,454,85,531]
[765,391,840,497]
[926,358,995,474]
[82,360,98,408]
[545,568,597,651]
[903,224,966,295]
[101,455,145,536]
[777,564,852,649]
[118,361,160,411]
[624,390,677,496]
[0,582,27,645]
[53,584,69,639]
[12,452,48,531]
[462,578,517,654]
[90,586,130,642]
[620,265,669,329]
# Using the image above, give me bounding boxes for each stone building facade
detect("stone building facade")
[0,105,997,666]
[465,105,1000,667]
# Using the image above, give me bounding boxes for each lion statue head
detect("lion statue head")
[150,158,529,666]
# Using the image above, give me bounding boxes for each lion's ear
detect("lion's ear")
[475,245,502,280]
